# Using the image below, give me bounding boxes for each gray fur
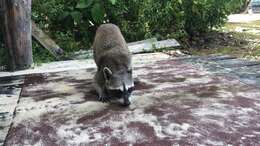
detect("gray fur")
[93,23,134,105]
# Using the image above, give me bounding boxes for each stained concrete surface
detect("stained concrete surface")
[0,76,24,146]
[1,53,260,146]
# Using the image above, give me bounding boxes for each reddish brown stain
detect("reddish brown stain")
[190,85,219,98]
[134,80,155,90]
[127,122,173,146]
[24,74,47,85]
[221,96,258,108]
[76,111,108,124]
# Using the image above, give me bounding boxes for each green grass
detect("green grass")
[224,20,260,30]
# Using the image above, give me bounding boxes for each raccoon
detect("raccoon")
[93,23,134,106]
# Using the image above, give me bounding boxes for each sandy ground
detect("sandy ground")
[228,14,260,23]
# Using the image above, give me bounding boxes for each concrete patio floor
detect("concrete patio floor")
[1,53,260,146]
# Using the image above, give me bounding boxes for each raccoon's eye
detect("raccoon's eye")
[128,87,134,93]
[127,69,132,74]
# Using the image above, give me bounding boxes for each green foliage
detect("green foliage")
[0,0,246,66]
[32,41,56,65]
[32,0,245,42]
[31,0,246,63]
[76,0,94,9]
[183,0,228,36]
[141,0,185,39]
[227,0,248,13]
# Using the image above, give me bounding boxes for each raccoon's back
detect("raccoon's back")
[93,24,130,66]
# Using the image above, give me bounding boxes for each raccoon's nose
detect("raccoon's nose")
[122,94,131,107]
[123,100,131,106]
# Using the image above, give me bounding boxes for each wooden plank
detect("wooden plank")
[154,39,180,49]
[1,0,33,71]
[0,75,24,146]
[72,38,157,59]
[0,53,169,78]
[72,38,158,59]
[127,38,157,46]
[0,86,22,146]
[0,76,24,87]
[129,39,180,54]
[32,21,64,59]
[71,50,93,60]
[72,39,180,59]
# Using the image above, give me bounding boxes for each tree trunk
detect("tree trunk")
[0,0,33,71]
[241,0,251,14]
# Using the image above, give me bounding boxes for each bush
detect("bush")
[228,0,249,13]
[183,0,228,36]
[32,0,245,41]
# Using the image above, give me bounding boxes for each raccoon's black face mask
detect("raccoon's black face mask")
[103,67,134,106]
[106,86,134,106]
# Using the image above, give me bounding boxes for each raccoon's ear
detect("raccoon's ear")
[103,67,113,80]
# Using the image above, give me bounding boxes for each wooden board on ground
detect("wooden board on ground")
[71,38,180,59]
[0,76,24,146]
[32,21,64,59]
[127,38,157,46]
[129,39,180,54]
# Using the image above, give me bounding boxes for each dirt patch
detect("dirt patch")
[182,20,260,61]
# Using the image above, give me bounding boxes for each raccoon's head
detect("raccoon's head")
[103,67,134,106]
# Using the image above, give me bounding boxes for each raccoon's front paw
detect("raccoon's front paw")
[98,96,110,103]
